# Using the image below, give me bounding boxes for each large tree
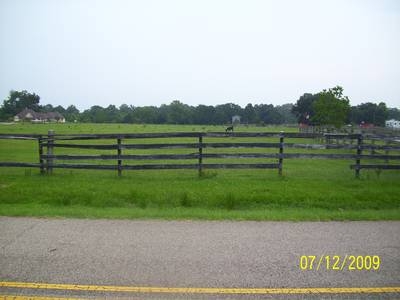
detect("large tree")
[312,86,350,128]
[81,106,108,123]
[350,102,388,126]
[388,107,400,120]
[165,100,193,124]
[65,105,80,122]
[292,93,318,124]
[0,90,41,120]
[132,106,160,124]
[242,103,256,124]
[214,103,242,124]
[254,104,284,125]
[193,105,216,124]
[275,104,297,124]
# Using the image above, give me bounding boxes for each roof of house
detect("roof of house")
[15,108,64,120]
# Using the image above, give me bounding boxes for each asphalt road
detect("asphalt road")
[0,217,399,299]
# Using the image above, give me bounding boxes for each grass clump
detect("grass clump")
[179,192,192,208]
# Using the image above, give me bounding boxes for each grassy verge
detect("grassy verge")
[1,204,398,221]
[0,163,399,220]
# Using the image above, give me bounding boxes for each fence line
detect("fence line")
[0,131,399,177]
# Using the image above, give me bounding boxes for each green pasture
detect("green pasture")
[0,122,298,135]
[0,123,399,220]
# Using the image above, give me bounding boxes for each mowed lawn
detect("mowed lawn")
[0,123,399,220]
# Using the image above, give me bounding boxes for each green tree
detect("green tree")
[165,100,193,124]
[388,107,400,120]
[254,104,283,125]
[132,106,160,124]
[214,103,242,124]
[275,104,297,124]
[65,105,80,122]
[350,102,388,126]
[312,86,350,128]
[104,105,120,123]
[41,104,54,112]
[193,105,216,124]
[119,104,133,123]
[54,105,66,115]
[243,103,256,124]
[81,106,108,123]
[0,90,41,120]
[292,93,318,124]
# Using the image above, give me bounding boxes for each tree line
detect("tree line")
[1,88,399,127]
[291,86,399,127]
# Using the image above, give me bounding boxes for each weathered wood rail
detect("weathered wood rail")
[0,131,399,177]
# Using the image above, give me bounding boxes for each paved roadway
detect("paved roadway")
[0,217,399,299]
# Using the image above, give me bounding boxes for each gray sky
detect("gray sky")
[1,0,399,111]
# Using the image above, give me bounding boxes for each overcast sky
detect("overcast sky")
[0,0,399,111]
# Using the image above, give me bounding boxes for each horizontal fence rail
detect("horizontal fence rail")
[0,131,399,177]
[26,142,400,151]
[38,153,400,160]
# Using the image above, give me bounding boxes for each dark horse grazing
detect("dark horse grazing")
[225,126,234,133]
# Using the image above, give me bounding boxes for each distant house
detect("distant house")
[386,119,400,129]
[232,115,241,125]
[14,108,65,123]
[359,121,374,129]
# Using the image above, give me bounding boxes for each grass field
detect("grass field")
[0,123,399,220]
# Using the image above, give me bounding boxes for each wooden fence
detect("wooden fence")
[0,131,399,177]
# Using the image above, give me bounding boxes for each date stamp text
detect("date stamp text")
[299,255,381,271]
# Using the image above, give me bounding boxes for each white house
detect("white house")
[385,119,400,129]
[14,108,65,123]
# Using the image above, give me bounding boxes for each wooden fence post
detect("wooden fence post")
[370,139,375,155]
[117,137,122,177]
[198,133,203,176]
[279,132,284,176]
[38,136,45,174]
[46,130,54,174]
[325,134,330,145]
[385,140,389,163]
[355,134,363,178]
